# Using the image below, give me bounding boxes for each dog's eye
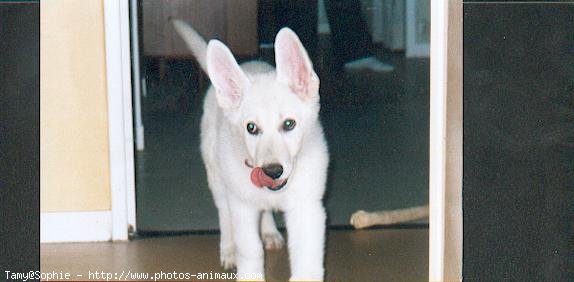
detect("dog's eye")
[246,122,259,135]
[282,119,296,131]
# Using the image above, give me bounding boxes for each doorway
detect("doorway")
[133,0,430,233]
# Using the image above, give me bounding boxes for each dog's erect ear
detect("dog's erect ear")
[206,40,250,110]
[274,28,319,101]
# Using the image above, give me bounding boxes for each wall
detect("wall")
[40,0,111,212]
[142,0,258,57]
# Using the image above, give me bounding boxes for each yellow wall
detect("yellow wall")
[41,0,111,212]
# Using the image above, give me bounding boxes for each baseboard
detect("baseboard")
[40,211,112,243]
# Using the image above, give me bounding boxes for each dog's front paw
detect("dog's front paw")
[220,246,236,270]
[262,231,285,250]
[350,210,372,229]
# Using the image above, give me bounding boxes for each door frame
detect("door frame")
[106,0,464,278]
[104,0,136,241]
[429,0,463,280]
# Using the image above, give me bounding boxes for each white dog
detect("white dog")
[173,20,328,281]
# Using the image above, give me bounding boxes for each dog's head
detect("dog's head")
[206,28,319,191]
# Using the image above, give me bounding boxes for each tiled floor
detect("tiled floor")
[41,228,428,281]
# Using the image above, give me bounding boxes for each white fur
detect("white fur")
[173,20,328,281]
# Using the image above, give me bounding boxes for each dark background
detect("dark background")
[463,2,574,280]
[0,1,40,275]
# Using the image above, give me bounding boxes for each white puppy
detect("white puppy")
[172,20,328,281]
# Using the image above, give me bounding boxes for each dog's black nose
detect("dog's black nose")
[262,163,283,179]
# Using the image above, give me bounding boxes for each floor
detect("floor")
[41,228,428,281]
[135,37,430,231]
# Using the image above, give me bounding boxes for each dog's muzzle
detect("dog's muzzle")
[245,159,288,191]
[267,178,288,191]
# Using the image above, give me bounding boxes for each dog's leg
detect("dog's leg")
[260,210,284,250]
[285,201,326,281]
[205,167,236,270]
[229,199,265,280]
[215,195,236,270]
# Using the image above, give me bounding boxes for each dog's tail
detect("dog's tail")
[350,204,429,229]
[171,18,208,73]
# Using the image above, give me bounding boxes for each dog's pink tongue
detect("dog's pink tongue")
[250,167,275,188]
